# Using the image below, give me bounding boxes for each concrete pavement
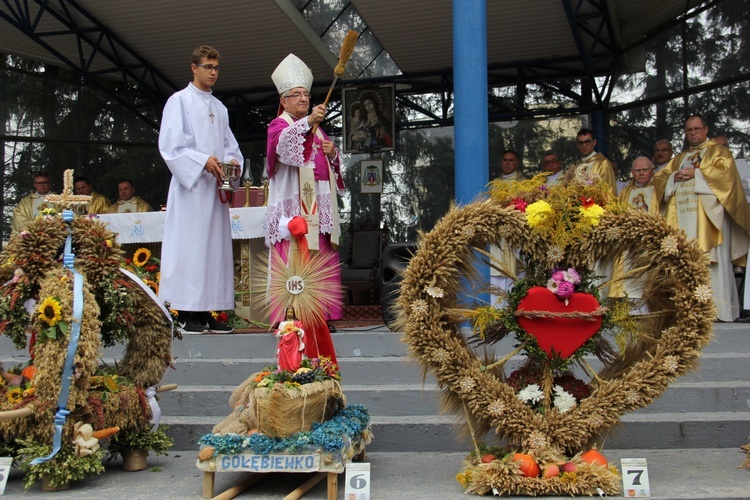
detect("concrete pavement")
[4,448,750,498]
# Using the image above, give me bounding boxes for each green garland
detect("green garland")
[107,425,174,461]
[98,278,137,347]
[0,276,35,349]
[17,439,106,490]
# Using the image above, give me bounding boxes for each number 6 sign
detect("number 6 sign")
[0,457,12,495]
[345,462,371,500]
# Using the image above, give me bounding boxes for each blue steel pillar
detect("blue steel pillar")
[591,109,609,157]
[454,0,489,306]
[453,0,488,204]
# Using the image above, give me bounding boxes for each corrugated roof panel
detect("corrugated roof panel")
[0,0,710,97]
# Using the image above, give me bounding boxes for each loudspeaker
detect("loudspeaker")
[379,242,417,330]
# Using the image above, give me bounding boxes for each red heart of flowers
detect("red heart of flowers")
[516,286,603,359]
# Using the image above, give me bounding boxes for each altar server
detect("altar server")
[158,45,243,334]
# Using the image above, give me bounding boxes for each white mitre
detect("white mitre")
[272,53,313,95]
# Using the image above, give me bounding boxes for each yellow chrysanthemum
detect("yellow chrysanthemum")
[210,311,218,319]
[132,247,152,267]
[38,296,62,326]
[456,470,472,487]
[156,271,161,283]
[559,471,578,483]
[525,200,553,228]
[0,377,6,387]
[6,387,23,404]
[578,203,605,226]
[169,309,179,317]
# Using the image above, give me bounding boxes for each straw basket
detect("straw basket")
[254,379,345,438]
[122,447,148,471]
[42,475,70,491]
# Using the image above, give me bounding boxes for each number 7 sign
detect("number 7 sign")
[620,458,651,497]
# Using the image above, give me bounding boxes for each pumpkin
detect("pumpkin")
[21,365,37,380]
[580,449,608,467]
[512,453,540,477]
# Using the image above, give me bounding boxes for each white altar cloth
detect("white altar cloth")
[98,207,267,244]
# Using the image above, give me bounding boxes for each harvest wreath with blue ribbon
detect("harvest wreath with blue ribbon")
[0,170,175,490]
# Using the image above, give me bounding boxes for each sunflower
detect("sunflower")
[103,375,120,392]
[38,296,62,326]
[132,247,152,267]
[6,386,22,404]
[144,279,159,295]
[89,375,105,389]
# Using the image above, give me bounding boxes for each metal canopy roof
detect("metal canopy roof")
[0,0,706,135]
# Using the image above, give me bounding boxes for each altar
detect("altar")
[98,207,269,323]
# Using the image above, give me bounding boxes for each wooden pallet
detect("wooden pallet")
[199,448,366,500]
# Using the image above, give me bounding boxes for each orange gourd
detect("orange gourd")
[580,449,608,467]
[21,365,36,380]
[512,453,540,477]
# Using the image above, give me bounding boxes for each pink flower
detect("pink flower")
[551,271,565,282]
[557,281,575,299]
[565,268,581,284]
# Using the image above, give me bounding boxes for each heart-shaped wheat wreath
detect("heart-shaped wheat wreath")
[395,176,715,496]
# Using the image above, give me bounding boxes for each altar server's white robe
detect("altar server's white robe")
[158,83,243,311]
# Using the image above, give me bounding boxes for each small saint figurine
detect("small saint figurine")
[276,306,306,371]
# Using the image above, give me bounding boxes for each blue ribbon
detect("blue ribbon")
[31,210,85,465]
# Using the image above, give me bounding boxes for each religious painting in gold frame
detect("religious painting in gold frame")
[342,84,396,153]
